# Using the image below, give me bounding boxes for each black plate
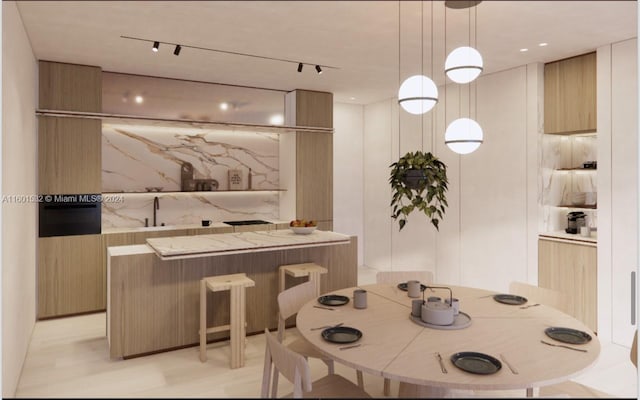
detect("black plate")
[493,294,528,305]
[451,352,502,375]
[321,326,362,344]
[397,282,428,292]
[545,327,592,345]
[318,295,350,306]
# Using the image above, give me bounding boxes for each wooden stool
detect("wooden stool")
[199,273,255,368]
[278,263,328,296]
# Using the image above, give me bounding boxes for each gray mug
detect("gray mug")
[354,289,367,309]
[411,299,424,317]
[407,280,421,298]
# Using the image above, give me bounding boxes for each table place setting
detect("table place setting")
[539,326,592,352]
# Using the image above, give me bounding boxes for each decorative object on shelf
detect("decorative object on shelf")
[397,1,438,115]
[390,151,448,231]
[228,169,243,190]
[444,1,483,84]
[181,162,220,192]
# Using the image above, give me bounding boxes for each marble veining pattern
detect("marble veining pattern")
[102,192,279,228]
[541,134,597,232]
[101,124,280,227]
[146,230,350,257]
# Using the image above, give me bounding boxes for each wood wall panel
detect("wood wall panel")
[37,234,103,319]
[544,52,597,134]
[538,239,597,332]
[38,116,101,194]
[294,90,333,128]
[38,61,102,112]
[108,237,357,359]
[296,132,333,223]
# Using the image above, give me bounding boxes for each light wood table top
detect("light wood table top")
[296,283,600,392]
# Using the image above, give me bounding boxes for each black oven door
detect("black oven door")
[39,194,101,237]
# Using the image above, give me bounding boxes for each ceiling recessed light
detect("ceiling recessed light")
[219,102,229,111]
[350,97,356,101]
[520,48,528,52]
[269,114,284,125]
[152,41,159,52]
[135,95,144,104]
[539,42,548,47]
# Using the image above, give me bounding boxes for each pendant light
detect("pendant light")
[398,1,438,115]
[444,1,483,154]
[444,1,483,84]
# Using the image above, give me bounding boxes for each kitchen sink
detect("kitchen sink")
[223,219,272,226]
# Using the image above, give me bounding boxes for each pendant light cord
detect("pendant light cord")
[431,0,435,153]
[421,0,424,151]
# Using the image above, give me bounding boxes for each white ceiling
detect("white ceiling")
[15,1,638,105]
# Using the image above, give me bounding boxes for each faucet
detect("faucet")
[153,196,160,226]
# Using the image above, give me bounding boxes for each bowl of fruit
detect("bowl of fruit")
[290,219,317,234]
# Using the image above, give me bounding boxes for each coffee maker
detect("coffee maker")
[566,211,586,234]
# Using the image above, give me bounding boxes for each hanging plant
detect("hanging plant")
[389,151,449,231]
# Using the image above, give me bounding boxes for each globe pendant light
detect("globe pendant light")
[445,46,483,84]
[444,0,483,84]
[445,117,483,154]
[398,75,438,115]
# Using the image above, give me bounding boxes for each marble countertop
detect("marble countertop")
[539,230,597,245]
[146,229,351,260]
[102,219,290,234]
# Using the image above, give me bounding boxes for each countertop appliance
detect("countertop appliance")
[565,211,586,234]
[223,219,272,226]
[39,194,101,237]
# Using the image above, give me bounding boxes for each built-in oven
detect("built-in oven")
[38,194,101,237]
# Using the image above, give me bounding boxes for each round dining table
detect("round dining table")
[296,283,600,397]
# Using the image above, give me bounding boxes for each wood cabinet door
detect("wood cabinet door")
[539,239,597,332]
[38,116,101,194]
[544,52,597,134]
[38,234,103,319]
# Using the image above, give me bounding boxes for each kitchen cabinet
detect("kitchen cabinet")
[37,234,103,319]
[286,89,334,230]
[544,52,597,134]
[538,238,597,332]
[38,117,102,194]
[38,61,102,195]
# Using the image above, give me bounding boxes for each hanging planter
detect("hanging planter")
[389,151,449,231]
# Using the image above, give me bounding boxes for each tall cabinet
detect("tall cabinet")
[286,89,334,231]
[37,61,104,319]
[540,52,598,332]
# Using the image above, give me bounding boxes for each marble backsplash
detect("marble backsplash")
[540,134,598,232]
[102,123,280,228]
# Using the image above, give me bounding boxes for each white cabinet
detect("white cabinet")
[597,38,638,346]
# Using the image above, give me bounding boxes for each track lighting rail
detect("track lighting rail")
[121,35,338,73]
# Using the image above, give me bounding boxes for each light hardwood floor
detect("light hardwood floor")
[14,266,638,398]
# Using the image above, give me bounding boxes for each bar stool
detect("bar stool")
[199,273,255,368]
[278,262,328,296]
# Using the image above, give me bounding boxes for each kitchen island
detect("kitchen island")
[106,229,357,359]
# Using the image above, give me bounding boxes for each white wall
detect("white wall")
[363,64,541,291]
[333,103,364,265]
[598,38,638,345]
[2,1,38,396]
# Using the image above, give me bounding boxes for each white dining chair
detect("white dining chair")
[375,270,434,286]
[508,281,570,313]
[375,270,434,396]
[274,280,364,396]
[261,328,371,398]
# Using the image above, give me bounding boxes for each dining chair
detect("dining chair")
[261,328,371,398]
[375,269,434,396]
[274,281,364,396]
[508,281,570,313]
[375,270,434,286]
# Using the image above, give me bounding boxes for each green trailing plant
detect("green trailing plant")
[389,151,449,231]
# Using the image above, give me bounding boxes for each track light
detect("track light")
[297,63,303,72]
[173,45,181,56]
[152,41,159,52]
[315,65,323,74]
